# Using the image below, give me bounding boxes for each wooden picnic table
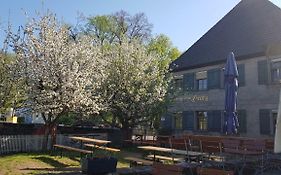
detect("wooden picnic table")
[138,145,206,157]
[69,136,111,144]
[84,143,120,152]
[138,145,206,163]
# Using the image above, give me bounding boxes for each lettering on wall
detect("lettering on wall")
[184,95,209,102]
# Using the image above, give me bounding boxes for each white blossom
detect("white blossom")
[9,13,107,121]
[103,38,169,128]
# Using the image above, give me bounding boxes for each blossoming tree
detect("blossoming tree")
[9,13,106,149]
[102,38,170,139]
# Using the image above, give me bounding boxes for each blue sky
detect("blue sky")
[0,0,280,52]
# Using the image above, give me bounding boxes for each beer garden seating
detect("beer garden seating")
[131,133,279,175]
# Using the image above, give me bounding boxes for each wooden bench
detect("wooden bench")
[197,167,234,175]
[146,154,184,162]
[53,144,92,157]
[124,157,153,167]
[84,143,121,152]
[152,162,185,175]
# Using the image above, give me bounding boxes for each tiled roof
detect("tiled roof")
[172,0,281,72]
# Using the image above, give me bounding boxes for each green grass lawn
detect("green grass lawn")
[0,150,133,175]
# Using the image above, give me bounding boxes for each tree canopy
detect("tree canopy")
[4,10,181,140]
[0,53,26,114]
[7,13,109,148]
[86,10,153,45]
[85,12,180,132]
[101,38,169,130]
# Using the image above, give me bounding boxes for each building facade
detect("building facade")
[162,0,281,138]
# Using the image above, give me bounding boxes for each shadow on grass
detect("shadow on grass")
[20,167,81,175]
[0,151,50,158]
[33,156,68,168]
[37,173,81,175]
[67,156,80,163]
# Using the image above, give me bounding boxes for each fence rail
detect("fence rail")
[0,134,70,154]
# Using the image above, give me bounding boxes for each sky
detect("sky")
[0,0,281,52]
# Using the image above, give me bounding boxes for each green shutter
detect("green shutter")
[237,64,245,87]
[207,69,221,89]
[161,113,172,129]
[258,60,268,85]
[207,111,222,132]
[182,111,194,131]
[183,73,195,91]
[237,110,247,133]
[259,109,270,135]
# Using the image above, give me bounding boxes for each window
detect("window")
[196,71,207,91]
[196,111,207,131]
[198,79,207,90]
[271,60,281,82]
[174,113,182,129]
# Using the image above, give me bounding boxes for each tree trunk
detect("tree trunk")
[50,124,57,146]
[121,127,133,141]
[41,112,60,151]
[42,124,51,151]
[42,123,58,150]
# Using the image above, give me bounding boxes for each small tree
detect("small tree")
[0,52,26,115]
[146,34,181,129]
[9,13,106,149]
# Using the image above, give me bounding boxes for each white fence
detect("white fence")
[0,134,71,154]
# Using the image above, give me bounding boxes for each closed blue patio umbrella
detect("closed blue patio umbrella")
[224,52,239,135]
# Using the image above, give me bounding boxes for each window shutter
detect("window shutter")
[207,69,221,89]
[207,111,222,132]
[237,110,247,133]
[183,73,195,91]
[174,79,183,92]
[160,113,172,129]
[182,111,194,131]
[258,60,268,85]
[259,109,270,135]
[237,64,245,87]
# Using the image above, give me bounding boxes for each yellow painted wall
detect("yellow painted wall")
[6,116,18,123]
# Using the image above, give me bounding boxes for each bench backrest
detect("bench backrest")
[222,139,240,150]
[170,138,187,150]
[265,139,274,152]
[186,137,201,151]
[242,140,265,152]
[156,135,171,147]
[197,167,234,175]
[200,140,222,154]
[152,162,184,175]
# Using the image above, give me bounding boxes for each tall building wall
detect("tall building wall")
[166,55,281,138]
